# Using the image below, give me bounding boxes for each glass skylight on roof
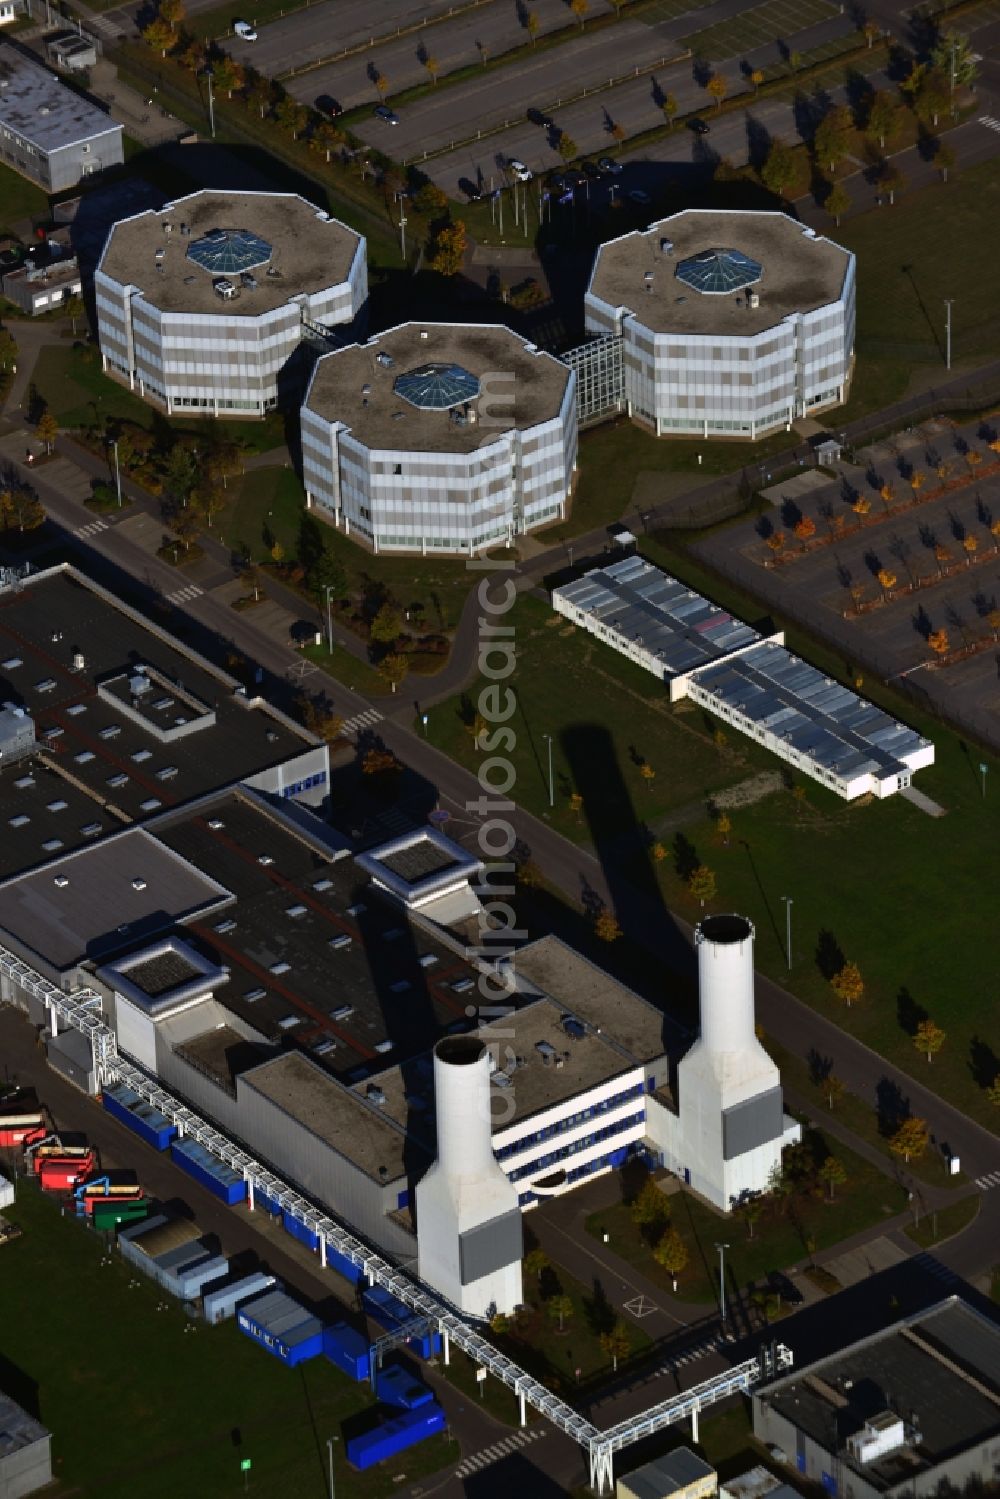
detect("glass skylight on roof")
[393,362,481,410]
[675,247,762,295]
[186,227,272,276]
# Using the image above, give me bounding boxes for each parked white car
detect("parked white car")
[507,158,532,182]
[234,20,257,40]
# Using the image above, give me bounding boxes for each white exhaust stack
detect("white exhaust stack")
[644,914,800,1210]
[416,1037,523,1318]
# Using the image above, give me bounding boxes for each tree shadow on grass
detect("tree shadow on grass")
[583,1278,616,1337]
[896,986,928,1037]
[808,1047,833,1085]
[815,928,844,981]
[876,1076,910,1138]
[969,1034,1000,1089]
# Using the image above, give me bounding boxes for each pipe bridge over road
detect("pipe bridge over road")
[0,936,791,1492]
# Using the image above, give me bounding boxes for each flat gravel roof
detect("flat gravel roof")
[0,43,120,152]
[305,322,572,453]
[588,209,851,336]
[98,190,361,315]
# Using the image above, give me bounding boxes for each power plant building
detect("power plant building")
[553,556,934,799]
[95,191,367,417]
[300,322,577,554]
[753,1298,1000,1499]
[585,209,855,439]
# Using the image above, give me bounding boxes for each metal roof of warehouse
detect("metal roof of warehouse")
[555,554,761,679]
[689,640,931,782]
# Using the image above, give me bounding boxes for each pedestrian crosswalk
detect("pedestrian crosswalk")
[341,707,383,735]
[974,1168,1000,1190]
[453,1426,544,1479]
[979,115,1000,133]
[74,518,109,538]
[166,583,204,605]
[663,1336,717,1371]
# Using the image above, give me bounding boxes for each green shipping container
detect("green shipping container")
[93,1198,151,1231]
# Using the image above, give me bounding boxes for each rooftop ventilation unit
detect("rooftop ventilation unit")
[179,223,189,235]
[129,670,151,698]
[72,652,85,672]
[163,222,173,235]
[376,352,395,368]
[265,266,282,278]
[748,291,760,308]
[660,238,673,256]
[644,271,654,292]
[155,247,166,263]
[241,272,257,290]
[535,1040,557,1063]
[419,329,428,340]
[213,278,237,300]
[366,1085,387,1106]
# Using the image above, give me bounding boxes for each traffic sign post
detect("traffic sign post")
[980,762,988,799]
[241,1458,252,1491]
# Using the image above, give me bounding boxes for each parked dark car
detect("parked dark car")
[527,107,555,129]
[688,117,710,134]
[581,160,601,179]
[316,95,343,117]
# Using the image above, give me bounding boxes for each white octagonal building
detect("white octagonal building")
[300,321,577,555]
[585,208,855,439]
[95,190,367,417]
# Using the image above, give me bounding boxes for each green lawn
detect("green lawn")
[0,1186,458,1499]
[498,1263,653,1392]
[28,343,287,454]
[586,1134,907,1305]
[0,161,47,237]
[904,1194,979,1248]
[421,593,776,843]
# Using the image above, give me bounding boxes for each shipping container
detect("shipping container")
[78,1183,145,1214]
[102,1085,176,1151]
[364,1287,442,1359]
[171,1139,246,1206]
[251,1185,282,1217]
[38,1154,96,1191]
[174,1255,229,1300]
[30,1145,93,1175]
[203,1272,277,1326]
[91,1197,151,1232]
[0,1171,13,1210]
[376,1361,433,1411]
[119,1212,169,1244]
[322,1322,369,1382]
[326,1243,364,1286]
[237,1291,324,1367]
[346,1404,445,1470]
[282,1209,319,1252]
[0,1115,44,1148]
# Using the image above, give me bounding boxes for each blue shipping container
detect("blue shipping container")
[376,1362,433,1411]
[282,1209,320,1252]
[364,1288,441,1359]
[252,1185,282,1217]
[347,1404,445,1471]
[326,1243,364,1286]
[103,1086,176,1151]
[322,1322,369,1382]
[237,1295,324,1367]
[171,1139,247,1206]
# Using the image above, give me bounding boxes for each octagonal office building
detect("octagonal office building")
[95,191,367,417]
[585,208,855,439]
[301,322,577,554]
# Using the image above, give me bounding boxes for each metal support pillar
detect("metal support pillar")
[691,1401,699,1444]
[320,1237,327,1269]
[519,1390,526,1427]
[247,1176,255,1211]
[443,1330,450,1365]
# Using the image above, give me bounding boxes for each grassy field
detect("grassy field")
[0,161,48,238]
[0,1186,458,1499]
[498,1262,653,1394]
[904,1194,979,1248]
[29,343,287,455]
[421,592,778,842]
[585,1133,907,1304]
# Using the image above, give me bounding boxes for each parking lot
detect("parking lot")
[695,419,1000,747]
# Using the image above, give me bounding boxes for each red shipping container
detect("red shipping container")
[38,1154,95,1191]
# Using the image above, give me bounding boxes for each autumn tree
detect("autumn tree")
[889,1116,929,1163]
[64,293,85,335]
[761,139,798,199]
[423,54,440,85]
[569,791,583,819]
[631,1177,671,1232]
[430,220,468,276]
[652,841,667,862]
[865,91,901,149]
[654,1226,690,1286]
[158,0,185,26]
[818,1155,848,1201]
[611,122,627,152]
[716,812,731,845]
[594,906,622,942]
[910,469,925,493]
[297,692,344,741]
[880,163,906,205]
[275,98,308,139]
[794,515,816,541]
[688,864,716,907]
[927,627,949,655]
[570,0,589,28]
[823,1073,845,1110]
[853,495,871,515]
[879,481,895,509]
[639,761,656,787]
[706,73,728,111]
[377,653,409,693]
[362,746,400,776]
[877,568,897,593]
[143,14,174,52]
[548,1293,574,1332]
[987,1074,1000,1107]
[557,133,578,162]
[830,960,864,1007]
[524,1247,549,1284]
[213,57,245,97]
[767,530,786,553]
[825,181,851,226]
[661,94,678,128]
[374,73,389,100]
[525,9,539,44]
[35,410,58,454]
[813,105,853,171]
[732,1188,765,1239]
[370,602,403,645]
[913,67,950,128]
[963,534,978,560]
[599,1319,631,1371]
[750,68,764,94]
[914,1019,946,1063]
[415,181,448,215]
[0,486,45,532]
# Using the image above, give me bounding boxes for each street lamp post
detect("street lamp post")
[326,1436,339,1499]
[206,69,216,138]
[543,732,554,808]
[715,1241,730,1327]
[944,299,953,370]
[781,895,793,969]
[979,761,988,799]
[108,438,122,508]
[323,584,336,654]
